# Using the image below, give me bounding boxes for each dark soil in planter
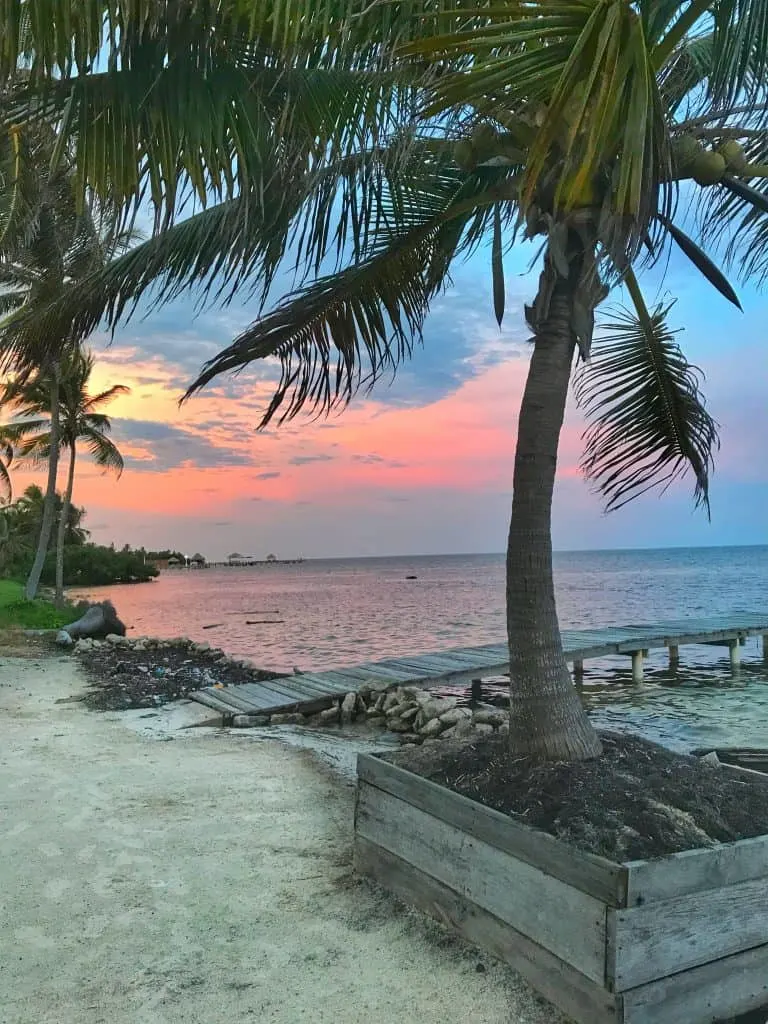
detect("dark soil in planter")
[390,731,768,861]
[77,643,279,711]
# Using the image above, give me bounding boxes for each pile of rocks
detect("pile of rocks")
[73,634,240,659]
[234,681,509,746]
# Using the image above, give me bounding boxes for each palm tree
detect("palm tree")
[1,349,127,604]
[0,114,130,600]
[3,2,768,758]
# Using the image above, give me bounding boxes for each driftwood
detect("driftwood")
[59,601,126,641]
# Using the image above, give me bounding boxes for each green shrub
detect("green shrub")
[38,544,160,587]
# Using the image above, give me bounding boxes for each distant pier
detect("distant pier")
[205,558,305,567]
[165,558,304,569]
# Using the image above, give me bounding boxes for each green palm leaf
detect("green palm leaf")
[575,288,718,513]
[185,229,449,423]
[711,0,768,112]
[80,428,125,476]
[5,5,426,223]
[83,387,130,414]
[185,172,520,416]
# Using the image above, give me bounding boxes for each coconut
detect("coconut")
[671,134,702,171]
[453,139,476,172]
[692,150,726,186]
[718,139,747,172]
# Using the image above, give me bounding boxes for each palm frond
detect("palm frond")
[0,148,513,373]
[711,0,768,114]
[0,419,50,440]
[185,230,446,424]
[574,286,718,513]
[12,432,52,464]
[80,428,124,476]
[0,288,27,315]
[658,215,741,309]
[184,172,520,418]
[6,15,425,224]
[660,32,714,113]
[84,386,130,413]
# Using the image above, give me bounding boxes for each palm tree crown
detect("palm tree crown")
[0,347,128,603]
[2,349,127,475]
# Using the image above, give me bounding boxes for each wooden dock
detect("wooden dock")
[189,612,768,722]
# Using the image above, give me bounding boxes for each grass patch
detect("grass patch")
[0,579,75,630]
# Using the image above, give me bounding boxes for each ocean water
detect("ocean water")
[71,546,768,752]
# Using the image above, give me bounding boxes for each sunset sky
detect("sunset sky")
[13,231,768,560]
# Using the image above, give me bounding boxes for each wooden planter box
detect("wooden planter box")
[354,754,768,1024]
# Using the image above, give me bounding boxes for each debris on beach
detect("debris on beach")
[73,635,280,711]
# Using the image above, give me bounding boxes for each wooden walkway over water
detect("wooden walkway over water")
[189,613,768,722]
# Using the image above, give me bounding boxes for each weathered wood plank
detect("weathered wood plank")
[622,942,768,1024]
[323,667,377,686]
[354,835,620,1024]
[358,755,625,905]
[564,645,620,660]
[237,677,331,703]
[379,658,436,677]
[196,687,264,713]
[189,690,239,715]
[356,661,413,680]
[288,672,350,692]
[625,834,768,905]
[353,664,414,682]
[235,684,334,712]
[611,877,768,990]
[356,782,607,981]
[319,670,366,689]
[405,655,466,674]
[442,649,504,666]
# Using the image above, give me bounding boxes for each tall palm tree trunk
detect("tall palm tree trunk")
[506,273,602,762]
[54,440,76,606]
[24,363,61,601]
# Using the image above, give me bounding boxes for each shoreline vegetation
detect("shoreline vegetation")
[0,488,160,589]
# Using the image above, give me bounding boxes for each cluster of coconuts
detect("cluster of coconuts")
[672,135,747,186]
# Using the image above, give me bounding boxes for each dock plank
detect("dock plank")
[189,612,768,718]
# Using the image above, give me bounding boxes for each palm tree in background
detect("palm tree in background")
[3,1,768,757]
[0,114,131,599]
[1,348,127,604]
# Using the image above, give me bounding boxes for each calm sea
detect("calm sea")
[71,546,768,752]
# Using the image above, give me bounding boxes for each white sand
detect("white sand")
[0,653,561,1024]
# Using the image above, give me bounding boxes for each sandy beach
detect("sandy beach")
[0,650,559,1024]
